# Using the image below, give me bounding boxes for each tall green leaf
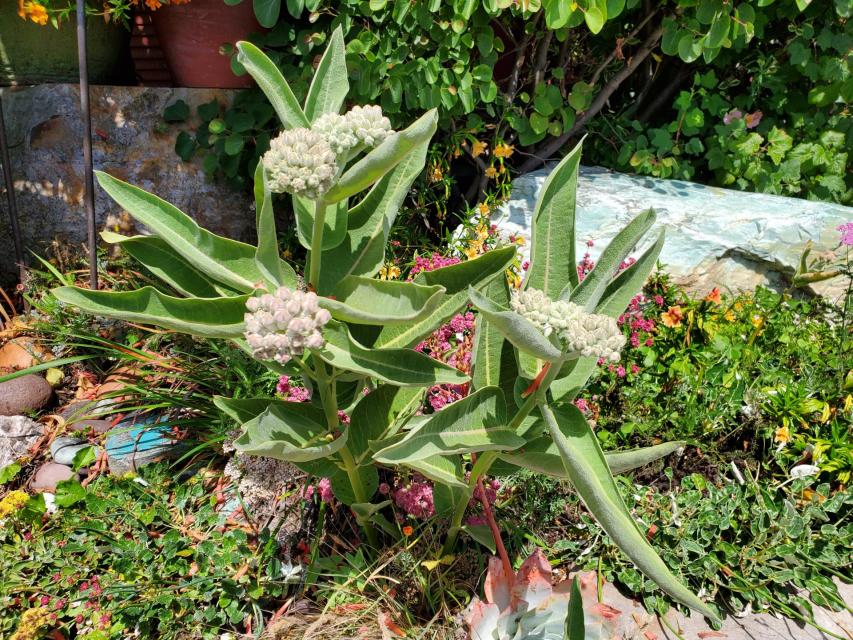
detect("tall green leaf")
[236,41,309,129]
[96,171,263,292]
[304,26,348,121]
[53,286,248,338]
[100,232,222,298]
[524,139,583,298]
[375,247,517,349]
[471,276,511,392]
[373,386,522,463]
[323,110,438,203]
[349,385,409,463]
[253,164,297,289]
[234,402,347,462]
[321,277,445,325]
[316,321,469,387]
[566,209,656,309]
[565,577,585,640]
[540,403,719,623]
[468,286,563,362]
[317,139,430,294]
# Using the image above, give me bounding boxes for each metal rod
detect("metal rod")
[76,0,98,290]
[0,94,25,283]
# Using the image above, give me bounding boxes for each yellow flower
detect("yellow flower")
[751,314,764,329]
[10,606,51,640]
[493,143,514,159]
[283,248,293,259]
[774,425,790,444]
[18,1,49,25]
[477,202,490,216]
[430,165,443,182]
[506,268,521,289]
[514,235,526,246]
[471,140,487,157]
[484,166,497,179]
[724,309,736,322]
[465,241,482,260]
[379,263,400,280]
[660,305,684,328]
[843,394,852,413]
[475,223,489,241]
[0,490,29,519]
[734,302,744,312]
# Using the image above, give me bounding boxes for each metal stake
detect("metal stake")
[0,94,25,283]
[76,0,98,290]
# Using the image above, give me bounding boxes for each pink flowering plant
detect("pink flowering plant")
[51,31,716,622]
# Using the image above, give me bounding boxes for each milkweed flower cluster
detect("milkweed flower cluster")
[511,288,626,362]
[244,288,331,364]
[393,477,435,519]
[263,129,338,199]
[312,105,393,156]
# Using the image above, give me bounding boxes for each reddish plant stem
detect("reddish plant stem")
[471,453,513,581]
[522,361,552,398]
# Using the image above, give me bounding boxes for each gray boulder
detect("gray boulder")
[0,415,43,469]
[492,165,852,298]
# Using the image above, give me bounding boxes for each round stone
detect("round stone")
[0,375,53,416]
[30,462,74,492]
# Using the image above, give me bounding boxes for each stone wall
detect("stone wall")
[0,84,252,284]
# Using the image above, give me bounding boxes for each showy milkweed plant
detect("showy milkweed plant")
[53,29,718,623]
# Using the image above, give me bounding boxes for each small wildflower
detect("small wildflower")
[774,425,790,444]
[471,140,487,157]
[476,202,490,216]
[10,607,51,640]
[653,294,664,306]
[484,166,497,179]
[837,222,853,246]
[744,110,763,129]
[0,490,29,519]
[431,165,444,181]
[723,109,743,125]
[751,314,764,329]
[379,263,401,280]
[660,306,684,328]
[402,525,414,536]
[17,1,48,24]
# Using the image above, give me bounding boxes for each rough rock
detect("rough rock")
[0,374,53,416]
[0,338,51,372]
[0,85,253,285]
[492,165,853,298]
[30,462,75,492]
[0,415,42,468]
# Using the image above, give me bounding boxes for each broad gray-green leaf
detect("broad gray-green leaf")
[295,196,349,251]
[433,481,468,517]
[540,403,719,623]
[373,386,521,463]
[213,396,311,425]
[328,463,379,506]
[96,171,263,292]
[402,455,467,489]
[463,525,497,554]
[317,138,429,294]
[316,321,469,387]
[321,277,445,325]
[468,286,563,362]
[375,247,517,349]
[236,41,309,129]
[349,385,410,463]
[100,232,222,298]
[234,403,347,462]
[524,139,583,298]
[53,286,248,338]
[566,209,656,309]
[550,231,665,402]
[253,164,297,289]
[472,276,512,393]
[324,110,438,203]
[498,438,685,477]
[304,26,348,121]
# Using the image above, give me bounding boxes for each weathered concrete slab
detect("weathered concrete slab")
[0,84,253,284]
[493,165,852,299]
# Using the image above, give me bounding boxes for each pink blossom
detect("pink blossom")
[630,363,640,374]
[338,410,350,425]
[574,398,590,414]
[465,515,487,526]
[379,483,390,495]
[586,239,594,247]
[744,110,763,129]
[40,595,50,606]
[409,253,461,278]
[304,478,334,504]
[616,365,626,378]
[838,222,853,246]
[645,337,654,347]
[654,295,664,306]
[723,109,743,125]
[277,375,311,402]
[394,478,435,519]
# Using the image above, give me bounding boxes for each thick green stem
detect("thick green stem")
[308,200,326,290]
[313,356,379,547]
[442,360,563,555]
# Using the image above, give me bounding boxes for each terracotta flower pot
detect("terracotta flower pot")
[151,0,263,88]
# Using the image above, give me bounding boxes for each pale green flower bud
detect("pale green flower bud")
[345,105,392,147]
[262,129,338,200]
[244,287,332,364]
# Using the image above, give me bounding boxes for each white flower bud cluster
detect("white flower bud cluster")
[262,129,338,199]
[510,288,625,362]
[313,105,393,156]
[244,287,331,364]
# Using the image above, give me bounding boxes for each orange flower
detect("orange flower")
[704,288,721,304]
[145,0,163,8]
[402,525,414,536]
[774,425,790,444]
[493,143,514,159]
[471,140,487,157]
[484,166,497,179]
[476,202,490,216]
[18,1,49,25]
[660,305,684,328]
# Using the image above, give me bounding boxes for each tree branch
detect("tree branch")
[520,22,664,174]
